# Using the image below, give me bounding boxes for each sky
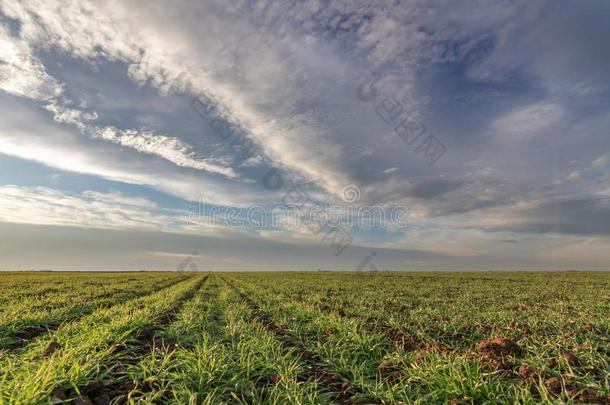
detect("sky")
[0,0,609,271]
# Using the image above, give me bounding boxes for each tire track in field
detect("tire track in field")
[1,275,192,351]
[61,274,210,405]
[220,276,380,405]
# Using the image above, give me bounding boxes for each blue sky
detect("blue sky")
[0,0,609,271]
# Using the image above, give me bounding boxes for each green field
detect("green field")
[0,272,608,404]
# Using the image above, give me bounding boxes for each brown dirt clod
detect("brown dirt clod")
[378,360,393,373]
[476,338,522,358]
[43,341,63,357]
[518,364,539,381]
[460,322,472,330]
[340,380,351,392]
[383,330,419,351]
[545,377,563,394]
[562,351,581,367]
[51,388,66,400]
[378,360,405,382]
[575,388,610,404]
[79,379,135,405]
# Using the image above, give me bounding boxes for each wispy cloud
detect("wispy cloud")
[0,185,174,230]
[0,24,62,100]
[1,0,610,269]
[92,126,237,178]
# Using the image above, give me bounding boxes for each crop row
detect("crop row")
[0,274,204,403]
[1,271,608,404]
[227,273,610,404]
[0,273,188,348]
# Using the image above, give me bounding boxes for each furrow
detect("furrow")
[61,274,210,404]
[0,276,190,351]
[220,276,381,405]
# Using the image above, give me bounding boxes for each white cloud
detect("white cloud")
[81,190,158,209]
[0,1,608,248]
[0,100,264,206]
[538,237,610,264]
[43,100,238,178]
[44,100,97,129]
[592,153,609,169]
[0,0,356,198]
[382,167,398,175]
[0,25,62,100]
[567,170,581,181]
[0,185,173,230]
[91,126,237,178]
[2,0,540,209]
[0,3,238,180]
[492,102,563,138]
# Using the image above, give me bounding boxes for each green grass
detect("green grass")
[0,271,608,404]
